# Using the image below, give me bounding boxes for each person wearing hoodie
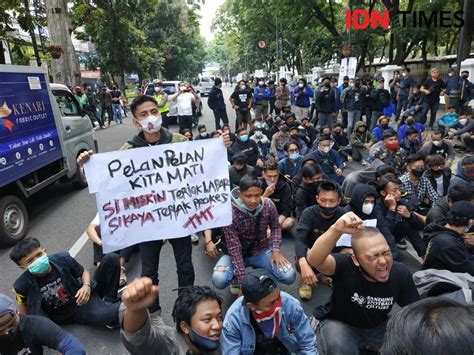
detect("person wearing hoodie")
[347,184,398,249]
[400,127,422,155]
[422,201,474,274]
[448,116,474,152]
[253,78,272,120]
[230,128,263,167]
[294,164,325,219]
[371,115,394,142]
[342,77,367,134]
[295,181,346,300]
[350,121,377,165]
[311,135,345,184]
[316,76,336,128]
[77,95,232,322]
[211,176,296,295]
[261,161,296,232]
[450,156,474,187]
[331,123,352,162]
[229,154,255,188]
[424,154,452,198]
[291,155,319,192]
[425,183,474,228]
[207,77,228,130]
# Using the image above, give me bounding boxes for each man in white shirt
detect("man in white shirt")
[170,82,199,133]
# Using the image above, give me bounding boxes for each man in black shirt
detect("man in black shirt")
[420,68,446,128]
[307,212,419,354]
[0,293,85,354]
[295,181,346,300]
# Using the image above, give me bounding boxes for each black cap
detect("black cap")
[289,125,299,132]
[377,77,385,82]
[241,269,278,304]
[343,75,349,81]
[383,130,396,140]
[448,201,474,225]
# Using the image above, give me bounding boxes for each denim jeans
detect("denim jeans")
[316,319,387,354]
[419,101,439,127]
[211,249,296,289]
[318,112,333,129]
[140,237,195,312]
[68,294,119,327]
[112,103,122,123]
[347,110,361,135]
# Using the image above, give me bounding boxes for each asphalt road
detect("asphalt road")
[0,85,421,354]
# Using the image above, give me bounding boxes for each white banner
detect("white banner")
[84,139,232,253]
[338,57,358,86]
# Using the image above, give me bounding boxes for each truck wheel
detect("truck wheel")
[73,160,88,189]
[0,195,28,247]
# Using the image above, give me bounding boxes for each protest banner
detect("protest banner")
[84,138,232,253]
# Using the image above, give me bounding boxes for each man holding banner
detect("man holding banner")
[78,95,232,324]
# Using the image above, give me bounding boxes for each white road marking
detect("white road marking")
[69,231,89,257]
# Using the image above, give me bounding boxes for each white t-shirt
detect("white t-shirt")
[435,175,444,196]
[176,92,194,116]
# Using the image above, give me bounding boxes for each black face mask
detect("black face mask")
[406,120,414,126]
[461,75,468,80]
[412,168,425,178]
[431,169,443,177]
[381,123,389,129]
[320,205,338,216]
[290,134,298,139]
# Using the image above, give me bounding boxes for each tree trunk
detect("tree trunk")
[43,0,81,86]
[459,0,473,61]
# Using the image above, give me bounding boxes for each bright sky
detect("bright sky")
[198,0,225,42]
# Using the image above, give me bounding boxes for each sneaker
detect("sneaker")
[229,279,240,296]
[298,283,312,301]
[396,239,408,250]
[361,159,368,166]
[150,309,164,328]
[191,233,199,244]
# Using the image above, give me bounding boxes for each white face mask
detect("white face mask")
[362,203,374,215]
[459,118,468,126]
[319,146,331,154]
[264,178,275,187]
[258,81,264,86]
[139,115,162,133]
[402,72,408,78]
[298,83,304,88]
[179,86,186,92]
[432,140,442,146]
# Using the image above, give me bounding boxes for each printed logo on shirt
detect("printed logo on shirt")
[351,292,394,310]
[18,348,32,354]
[238,94,248,103]
[40,277,71,308]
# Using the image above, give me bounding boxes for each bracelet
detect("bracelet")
[206,239,213,245]
[83,282,91,288]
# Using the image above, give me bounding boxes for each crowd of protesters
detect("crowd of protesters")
[1,68,473,355]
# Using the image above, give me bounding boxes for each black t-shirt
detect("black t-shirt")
[326,253,419,329]
[295,206,346,258]
[231,90,251,111]
[250,315,290,355]
[37,266,78,322]
[428,141,450,159]
[0,315,73,355]
[422,78,446,104]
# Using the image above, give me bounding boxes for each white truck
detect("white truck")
[0,65,97,247]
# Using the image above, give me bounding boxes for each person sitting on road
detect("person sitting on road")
[371,115,394,142]
[120,277,223,354]
[86,214,136,287]
[221,269,317,354]
[211,176,296,295]
[437,105,458,134]
[376,175,426,258]
[397,115,425,143]
[278,142,303,181]
[423,154,452,198]
[294,163,324,219]
[380,298,474,355]
[261,161,296,232]
[0,293,86,354]
[331,123,353,163]
[350,121,376,166]
[311,134,345,184]
[229,128,263,168]
[295,180,346,300]
[270,121,291,161]
[450,155,474,187]
[182,128,193,141]
[400,153,439,209]
[228,153,255,189]
[370,130,407,175]
[419,130,455,168]
[306,213,420,355]
[289,125,309,156]
[194,124,212,140]
[10,237,120,328]
[423,201,474,275]
[399,127,422,155]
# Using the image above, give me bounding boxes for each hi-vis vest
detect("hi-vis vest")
[154,94,169,113]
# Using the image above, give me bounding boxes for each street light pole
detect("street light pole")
[23,0,42,67]
[455,0,468,72]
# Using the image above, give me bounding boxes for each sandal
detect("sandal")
[119,266,127,287]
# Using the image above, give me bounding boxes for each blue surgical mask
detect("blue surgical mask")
[240,134,249,142]
[28,254,50,275]
[188,326,220,352]
[289,153,300,160]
